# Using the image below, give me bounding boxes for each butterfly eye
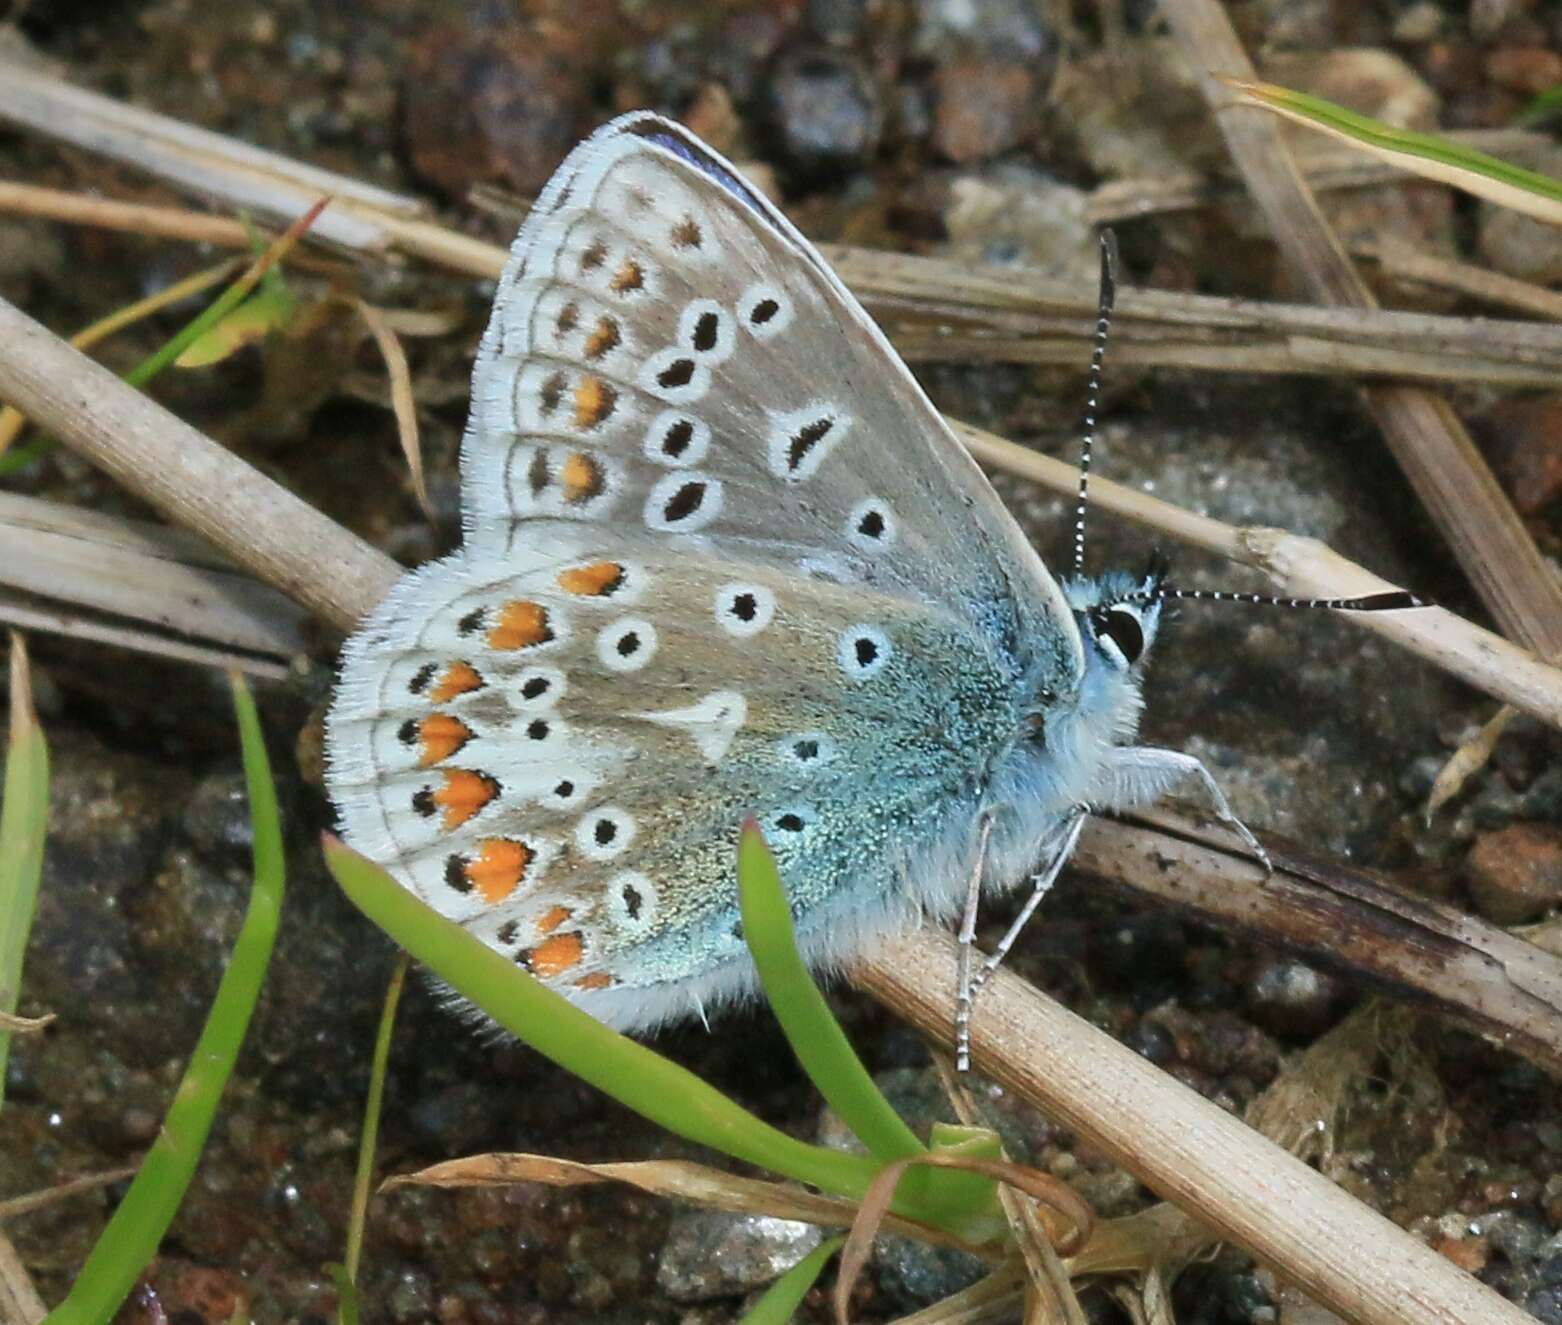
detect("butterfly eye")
[1092,608,1145,666]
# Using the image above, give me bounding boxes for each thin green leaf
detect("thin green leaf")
[738,1236,844,1325]
[324,1264,359,1325]
[737,821,924,1165]
[321,838,984,1230]
[0,635,49,1114]
[175,283,296,368]
[42,673,285,1325]
[127,198,328,388]
[1514,85,1562,129]
[342,953,407,1305]
[1222,77,1562,226]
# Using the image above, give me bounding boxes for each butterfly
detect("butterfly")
[324,113,1420,1066]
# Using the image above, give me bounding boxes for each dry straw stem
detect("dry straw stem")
[1353,236,1562,322]
[0,492,306,678]
[0,1230,45,1325]
[1160,0,1562,665]
[385,1154,996,1259]
[1085,127,1553,223]
[0,301,1539,1325]
[824,247,1562,391]
[6,65,1562,395]
[852,927,1531,1325]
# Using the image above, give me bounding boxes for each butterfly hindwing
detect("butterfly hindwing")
[327,534,1024,1026]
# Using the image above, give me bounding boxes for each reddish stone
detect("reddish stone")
[401,26,588,198]
[932,60,1036,163]
[1471,393,1562,515]
[1484,45,1562,95]
[1466,821,1562,924]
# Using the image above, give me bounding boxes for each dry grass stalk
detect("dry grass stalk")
[0,1168,137,1222]
[7,66,1562,398]
[1160,0,1562,665]
[0,1231,45,1325]
[1353,238,1562,321]
[0,492,306,677]
[852,927,1531,1325]
[1084,129,1554,223]
[387,1153,995,1259]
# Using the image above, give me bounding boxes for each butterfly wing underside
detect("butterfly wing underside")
[326,114,1084,1028]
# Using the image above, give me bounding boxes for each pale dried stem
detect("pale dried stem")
[1160,0,1562,664]
[1077,806,1562,1078]
[851,927,1532,1325]
[4,66,1562,391]
[0,1230,45,1325]
[1354,237,1562,321]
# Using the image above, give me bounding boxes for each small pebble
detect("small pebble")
[1465,822,1562,924]
[762,45,881,183]
[1245,957,1345,1039]
[932,60,1036,163]
[1471,392,1562,516]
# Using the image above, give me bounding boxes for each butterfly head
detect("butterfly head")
[1066,552,1168,676]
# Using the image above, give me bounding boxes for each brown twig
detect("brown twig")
[1159,0,1562,665]
[0,1230,45,1325]
[1077,807,1562,1078]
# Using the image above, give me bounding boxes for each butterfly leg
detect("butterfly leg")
[954,814,995,1073]
[969,808,1087,1002]
[1098,746,1272,873]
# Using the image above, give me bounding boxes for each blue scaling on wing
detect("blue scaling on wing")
[623,115,770,216]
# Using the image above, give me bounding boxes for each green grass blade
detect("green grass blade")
[1514,84,1562,129]
[0,635,50,1113]
[736,1236,843,1325]
[324,1265,358,1325]
[1223,77,1562,225]
[125,200,325,388]
[737,822,923,1165]
[0,438,58,478]
[321,838,939,1215]
[43,673,286,1325]
[341,952,407,1307]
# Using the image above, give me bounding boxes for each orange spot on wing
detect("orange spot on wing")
[416,713,473,766]
[583,316,620,360]
[557,561,624,596]
[435,769,499,830]
[576,971,613,990]
[536,904,572,934]
[572,376,618,430]
[466,838,533,904]
[487,601,553,650]
[560,451,605,504]
[529,931,584,978]
[431,661,483,702]
[609,258,644,293]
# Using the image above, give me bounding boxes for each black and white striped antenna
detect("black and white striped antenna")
[1127,585,1428,612]
[1071,229,1118,580]
[1073,231,1427,618]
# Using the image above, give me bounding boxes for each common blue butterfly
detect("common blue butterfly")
[324,113,1420,1065]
